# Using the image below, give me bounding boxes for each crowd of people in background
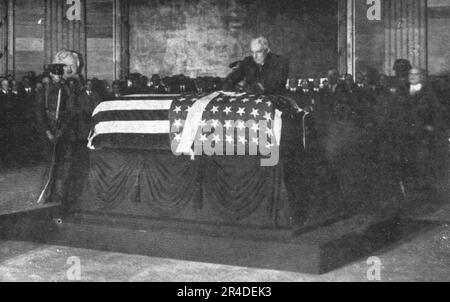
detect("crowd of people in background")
[1,64,448,122]
[280,61,449,210]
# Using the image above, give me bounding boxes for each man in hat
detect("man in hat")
[392,58,412,97]
[390,67,446,206]
[148,74,166,94]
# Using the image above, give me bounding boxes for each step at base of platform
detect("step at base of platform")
[1,208,440,274]
[45,212,441,274]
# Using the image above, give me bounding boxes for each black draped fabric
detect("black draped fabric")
[201,156,286,223]
[78,150,290,228]
[87,150,145,209]
[85,150,200,216]
[138,153,201,217]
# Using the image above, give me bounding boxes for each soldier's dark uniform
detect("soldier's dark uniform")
[0,88,14,164]
[36,80,78,204]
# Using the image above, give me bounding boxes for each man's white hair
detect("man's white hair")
[251,36,270,51]
[53,50,80,68]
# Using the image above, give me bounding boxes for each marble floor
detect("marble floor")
[0,217,449,282]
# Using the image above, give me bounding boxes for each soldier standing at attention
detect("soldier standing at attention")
[36,50,80,205]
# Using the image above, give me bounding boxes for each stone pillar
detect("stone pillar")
[113,0,129,80]
[337,0,356,77]
[337,0,348,75]
[0,0,8,75]
[346,0,356,77]
[383,0,427,75]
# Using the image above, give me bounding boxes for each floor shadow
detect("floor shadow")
[0,206,62,244]
[319,218,442,274]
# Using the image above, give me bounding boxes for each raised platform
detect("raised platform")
[0,204,443,274]
[44,211,442,274]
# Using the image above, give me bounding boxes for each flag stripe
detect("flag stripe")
[91,134,171,151]
[93,120,170,134]
[88,120,171,149]
[273,109,283,146]
[121,94,182,98]
[92,100,173,117]
[92,110,169,124]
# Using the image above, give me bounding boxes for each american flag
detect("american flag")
[88,92,282,155]
[169,92,282,157]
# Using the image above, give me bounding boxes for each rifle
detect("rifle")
[37,87,62,204]
[36,142,58,204]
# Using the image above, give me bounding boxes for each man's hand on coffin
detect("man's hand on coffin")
[236,80,247,92]
[241,81,265,95]
[275,97,308,118]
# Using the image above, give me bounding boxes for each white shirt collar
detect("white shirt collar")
[409,83,422,95]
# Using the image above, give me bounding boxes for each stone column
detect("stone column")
[0,0,8,75]
[383,0,427,75]
[113,0,129,80]
[337,0,356,77]
[337,0,348,75]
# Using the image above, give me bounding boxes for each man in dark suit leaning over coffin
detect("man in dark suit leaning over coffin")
[224,36,289,95]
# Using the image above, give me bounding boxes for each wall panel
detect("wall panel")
[12,0,45,78]
[428,0,450,75]
[383,0,427,76]
[129,0,338,78]
[0,0,8,75]
[86,0,113,81]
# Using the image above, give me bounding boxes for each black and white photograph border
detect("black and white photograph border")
[0,0,449,283]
